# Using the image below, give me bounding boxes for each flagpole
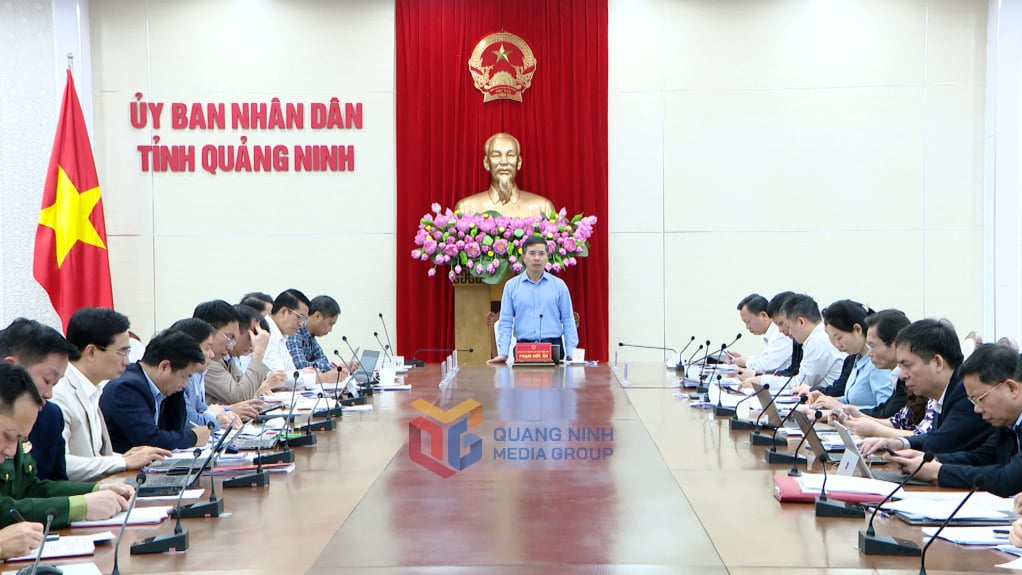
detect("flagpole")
[66,52,73,72]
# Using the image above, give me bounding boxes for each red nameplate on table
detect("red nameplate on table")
[514,342,555,366]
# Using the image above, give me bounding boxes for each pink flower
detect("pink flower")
[477,218,496,234]
[465,243,481,258]
[448,270,456,281]
[427,268,436,277]
[493,239,509,255]
[512,263,523,273]
[552,263,563,272]
[423,238,438,255]
[562,238,578,252]
[411,249,421,259]
[475,264,484,274]
[431,202,442,213]
[454,265,463,274]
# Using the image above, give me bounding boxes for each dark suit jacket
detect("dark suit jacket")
[28,402,68,480]
[814,354,855,395]
[907,370,994,454]
[937,426,1022,497]
[100,362,197,453]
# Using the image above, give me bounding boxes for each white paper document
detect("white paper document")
[797,473,901,495]
[3,562,101,575]
[922,526,1011,545]
[70,505,171,528]
[6,535,97,562]
[880,497,1015,521]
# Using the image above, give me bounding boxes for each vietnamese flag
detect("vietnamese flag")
[33,69,113,331]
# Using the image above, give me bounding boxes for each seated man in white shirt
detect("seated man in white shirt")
[264,289,316,385]
[728,293,792,374]
[52,308,171,481]
[746,293,845,393]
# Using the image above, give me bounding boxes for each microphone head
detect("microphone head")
[44,507,57,520]
[734,333,742,340]
[193,448,203,458]
[922,451,936,463]
[689,335,696,341]
[317,392,325,398]
[342,335,348,342]
[618,342,624,346]
[293,370,300,380]
[378,313,384,318]
[798,395,808,404]
[207,422,215,431]
[818,452,831,464]
[705,340,711,346]
[333,349,341,356]
[135,471,147,485]
[719,343,727,350]
[762,383,770,390]
[973,475,988,490]
[467,348,474,353]
[374,331,379,337]
[813,410,823,421]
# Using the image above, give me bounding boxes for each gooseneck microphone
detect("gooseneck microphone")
[764,396,808,464]
[859,451,936,555]
[373,331,393,363]
[342,336,376,389]
[814,449,865,518]
[787,409,822,476]
[378,313,394,356]
[224,427,272,488]
[753,374,797,429]
[19,507,58,575]
[132,449,202,554]
[677,335,696,359]
[618,342,681,371]
[729,383,767,431]
[919,476,987,574]
[111,474,145,575]
[282,370,317,447]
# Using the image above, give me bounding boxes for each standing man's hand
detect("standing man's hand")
[487,355,508,365]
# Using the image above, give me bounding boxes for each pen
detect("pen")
[9,508,25,522]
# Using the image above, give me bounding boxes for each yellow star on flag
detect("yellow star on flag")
[38,166,106,268]
[493,44,512,63]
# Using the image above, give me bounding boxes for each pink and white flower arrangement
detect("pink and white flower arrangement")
[411,205,597,284]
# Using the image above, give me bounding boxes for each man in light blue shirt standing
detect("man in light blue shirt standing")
[489,235,579,363]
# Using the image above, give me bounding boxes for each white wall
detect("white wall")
[609,0,990,361]
[88,0,396,344]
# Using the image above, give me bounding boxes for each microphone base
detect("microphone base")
[172,497,224,519]
[407,360,424,368]
[687,393,707,401]
[750,432,787,447]
[313,406,344,418]
[254,451,295,465]
[341,396,367,406]
[131,530,188,554]
[223,471,270,488]
[283,433,318,447]
[301,419,336,432]
[696,384,710,394]
[728,418,758,431]
[764,450,806,465]
[16,564,61,575]
[714,406,736,417]
[815,496,864,518]
[858,529,921,556]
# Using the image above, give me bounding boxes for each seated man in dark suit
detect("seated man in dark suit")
[887,343,1022,496]
[0,318,80,480]
[862,318,994,456]
[100,330,211,452]
[0,363,132,529]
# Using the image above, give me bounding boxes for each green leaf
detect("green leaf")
[482,260,510,284]
[459,252,468,265]
[482,235,494,246]
[514,228,525,239]
[571,213,583,224]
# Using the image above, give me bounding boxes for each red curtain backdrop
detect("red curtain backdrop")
[395,0,609,361]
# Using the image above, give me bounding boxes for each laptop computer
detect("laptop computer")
[352,349,380,384]
[752,383,798,429]
[137,425,237,496]
[829,421,929,485]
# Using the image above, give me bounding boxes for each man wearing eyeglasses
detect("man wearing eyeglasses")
[190,300,262,428]
[286,295,347,383]
[884,343,1022,496]
[861,318,992,457]
[52,308,172,481]
[264,289,315,385]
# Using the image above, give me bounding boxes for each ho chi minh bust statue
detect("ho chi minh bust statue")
[454,132,556,219]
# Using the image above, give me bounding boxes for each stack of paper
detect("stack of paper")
[70,505,171,528]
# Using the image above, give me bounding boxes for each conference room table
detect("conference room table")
[41,361,1011,574]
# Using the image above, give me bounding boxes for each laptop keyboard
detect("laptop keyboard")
[233,436,280,450]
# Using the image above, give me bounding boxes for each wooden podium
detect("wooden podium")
[454,273,507,365]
